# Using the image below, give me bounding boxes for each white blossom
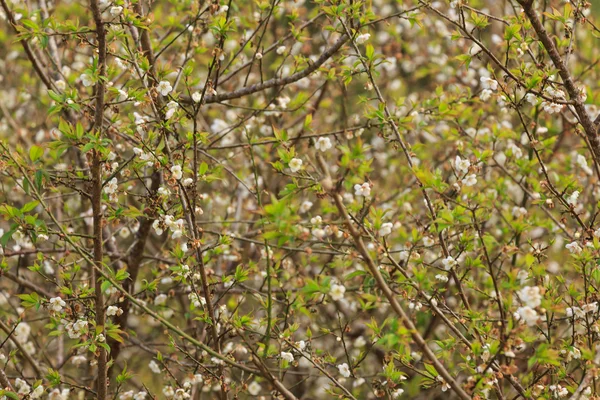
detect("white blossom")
[117,90,128,102]
[354,182,371,197]
[171,165,183,180]
[248,381,261,396]
[480,76,498,90]
[49,297,66,312]
[154,294,168,305]
[441,256,458,271]
[157,80,173,96]
[525,93,538,105]
[337,363,351,377]
[566,241,583,254]
[512,206,527,218]
[461,174,477,187]
[14,322,31,343]
[576,154,593,175]
[541,101,563,114]
[355,33,370,44]
[517,286,542,308]
[107,306,123,316]
[299,200,313,214]
[516,306,539,326]
[379,222,393,236]
[280,351,294,362]
[31,385,44,399]
[454,155,470,173]
[289,158,303,172]
[165,101,178,119]
[479,89,493,101]
[110,6,123,16]
[149,360,161,374]
[80,73,94,87]
[329,284,346,301]
[315,137,333,152]
[567,191,579,206]
[104,178,118,194]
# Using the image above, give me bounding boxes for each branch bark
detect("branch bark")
[88,0,108,397]
[180,34,349,105]
[517,0,600,159]
[0,367,13,391]
[0,0,53,89]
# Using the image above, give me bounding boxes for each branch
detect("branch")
[88,0,108,397]
[1,270,54,299]
[330,190,471,400]
[0,366,13,391]
[180,34,349,105]
[0,0,53,89]
[0,320,43,378]
[251,355,300,400]
[517,0,600,159]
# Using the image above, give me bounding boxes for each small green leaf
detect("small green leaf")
[29,145,44,162]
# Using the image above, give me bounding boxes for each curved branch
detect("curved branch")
[180,34,349,105]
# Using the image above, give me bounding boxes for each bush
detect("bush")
[1,0,600,398]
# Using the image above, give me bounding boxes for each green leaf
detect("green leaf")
[0,391,20,400]
[21,201,39,213]
[35,170,44,191]
[0,226,16,247]
[365,44,375,60]
[48,90,63,103]
[29,145,44,162]
[199,161,209,176]
[17,292,42,309]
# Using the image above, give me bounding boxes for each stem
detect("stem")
[517,0,600,160]
[88,0,107,396]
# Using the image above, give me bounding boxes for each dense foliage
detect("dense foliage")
[2,0,600,398]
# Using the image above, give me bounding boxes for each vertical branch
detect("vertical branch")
[89,0,108,398]
[106,0,161,373]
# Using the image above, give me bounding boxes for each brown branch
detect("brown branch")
[133,1,155,76]
[330,191,471,400]
[516,0,600,159]
[180,34,349,105]
[88,0,108,397]
[0,320,43,378]
[251,355,300,400]
[1,270,54,299]
[0,367,13,391]
[106,0,163,376]
[0,0,53,89]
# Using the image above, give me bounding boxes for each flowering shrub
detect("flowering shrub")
[2,0,600,398]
